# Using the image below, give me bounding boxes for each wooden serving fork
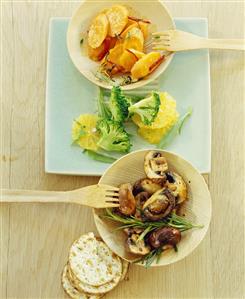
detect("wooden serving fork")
[152,30,245,51]
[1,184,119,208]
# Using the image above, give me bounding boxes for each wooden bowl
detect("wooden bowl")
[67,0,175,90]
[93,150,212,267]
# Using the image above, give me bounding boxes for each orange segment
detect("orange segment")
[88,13,109,48]
[131,52,161,79]
[72,114,99,151]
[106,5,129,37]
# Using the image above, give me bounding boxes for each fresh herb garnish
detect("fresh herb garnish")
[157,107,193,149]
[83,150,117,163]
[135,247,163,268]
[154,35,161,39]
[103,208,203,232]
[80,38,84,45]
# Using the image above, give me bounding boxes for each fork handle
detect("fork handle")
[1,189,69,203]
[201,38,244,50]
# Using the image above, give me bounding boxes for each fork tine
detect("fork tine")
[153,46,168,51]
[105,195,119,200]
[153,41,170,46]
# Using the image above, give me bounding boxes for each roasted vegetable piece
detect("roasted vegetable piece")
[119,183,136,216]
[128,92,160,126]
[88,37,113,61]
[108,86,130,123]
[144,151,168,178]
[143,188,176,221]
[126,233,151,255]
[119,50,138,72]
[88,13,109,48]
[148,227,181,249]
[96,119,131,153]
[123,27,144,52]
[134,191,150,219]
[131,52,162,79]
[106,5,129,37]
[165,171,187,204]
[106,44,124,66]
[133,178,165,196]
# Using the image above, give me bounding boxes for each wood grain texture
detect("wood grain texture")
[1,1,244,299]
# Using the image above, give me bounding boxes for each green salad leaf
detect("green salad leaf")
[83,150,117,163]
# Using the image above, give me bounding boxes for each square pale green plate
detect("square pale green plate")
[45,18,211,176]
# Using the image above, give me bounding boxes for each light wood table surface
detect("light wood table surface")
[1,1,244,299]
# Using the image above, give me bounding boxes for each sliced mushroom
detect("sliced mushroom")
[143,188,176,221]
[165,171,187,204]
[118,183,136,216]
[123,227,144,236]
[133,178,165,196]
[144,151,168,179]
[134,191,151,220]
[126,233,151,255]
[148,227,181,249]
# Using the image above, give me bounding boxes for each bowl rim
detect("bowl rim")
[93,149,212,267]
[66,0,176,90]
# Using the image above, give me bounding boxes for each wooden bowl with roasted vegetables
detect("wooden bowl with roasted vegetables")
[67,0,175,90]
[93,150,211,267]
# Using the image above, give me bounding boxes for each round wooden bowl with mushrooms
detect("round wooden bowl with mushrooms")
[93,150,212,267]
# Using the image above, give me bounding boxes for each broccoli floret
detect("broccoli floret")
[109,86,129,123]
[128,92,161,125]
[96,119,131,153]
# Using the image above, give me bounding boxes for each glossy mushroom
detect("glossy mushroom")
[143,188,176,221]
[165,171,187,204]
[144,151,168,179]
[118,183,136,216]
[148,227,181,249]
[126,233,151,255]
[133,178,165,196]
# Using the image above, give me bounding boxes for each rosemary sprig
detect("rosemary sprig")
[135,247,163,268]
[103,209,203,232]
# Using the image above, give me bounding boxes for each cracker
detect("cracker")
[120,259,130,281]
[69,232,122,286]
[61,264,102,299]
[67,262,121,294]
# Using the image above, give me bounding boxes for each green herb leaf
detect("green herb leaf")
[80,38,84,45]
[157,107,193,149]
[83,150,117,163]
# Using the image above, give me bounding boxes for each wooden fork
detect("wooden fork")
[1,184,119,208]
[152,30,245,51]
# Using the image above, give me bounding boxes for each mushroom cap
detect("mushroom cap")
[126,233,151,255]
[118,183,136,216]
[148,227,181,248]
[144,151,168,179]
[165,171,187,204]
[143,188,176,221]
[133,178,165,196]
